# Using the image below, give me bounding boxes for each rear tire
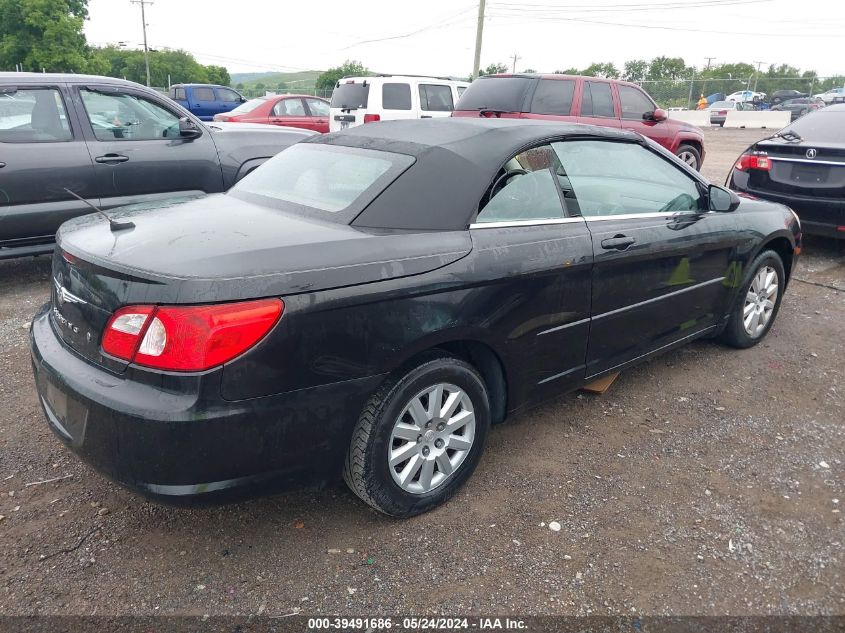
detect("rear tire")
[721,250,785,349]
[343,353,491,518]
[676,144,702,170]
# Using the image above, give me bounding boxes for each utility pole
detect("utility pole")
[511,53,520,74]
[704,57,716,69]
[472,0,486,80]
[752,60,767,93]
[130,0,153,86]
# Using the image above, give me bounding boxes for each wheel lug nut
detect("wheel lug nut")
[422,446,430,456]
[435,439,444,449]
[417,434,422,443]
[437,423,445,431]
[425,422,432,429]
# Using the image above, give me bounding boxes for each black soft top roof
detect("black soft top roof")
[306,118,645,231]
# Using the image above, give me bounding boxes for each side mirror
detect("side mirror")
[178,117,202,139]
[644,108,667,122]
[709,184,740,212]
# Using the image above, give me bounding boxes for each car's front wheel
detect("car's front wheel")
[721,250,785,348]
[676,144,702,170]
[343,353,490,517]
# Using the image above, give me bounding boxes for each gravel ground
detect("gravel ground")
[0,127,843,617]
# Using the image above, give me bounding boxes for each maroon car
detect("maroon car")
[453,74,706,170]
[213,94,330,133]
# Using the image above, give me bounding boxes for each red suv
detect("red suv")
[453,74,705,170]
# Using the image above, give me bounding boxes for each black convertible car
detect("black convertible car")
[728,104,845,238]
[31,118,801,517]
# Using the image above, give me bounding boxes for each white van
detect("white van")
[329,75,469,132]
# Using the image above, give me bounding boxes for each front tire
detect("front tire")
[676,144,702,170]
[721,250,785,348]
[343,354,491,517]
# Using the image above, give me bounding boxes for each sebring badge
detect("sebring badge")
[806,148,817,159]
[53,275,86,306]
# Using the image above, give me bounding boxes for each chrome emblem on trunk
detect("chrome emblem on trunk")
[54,275,86,306]
[806,148,817,159]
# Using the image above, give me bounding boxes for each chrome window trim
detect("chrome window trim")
[469,217,585,229]
[583,211,704,222]
[769,156,845,167]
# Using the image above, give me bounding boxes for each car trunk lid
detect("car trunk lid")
[54,194,472,370]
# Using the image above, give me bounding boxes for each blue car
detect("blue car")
[168,84,246,121]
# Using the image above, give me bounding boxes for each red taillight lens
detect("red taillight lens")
[101,299,283,371]
[735,153,771,171]
[102,306,156,361]
[363,114,381,123]
[718,110,728,115]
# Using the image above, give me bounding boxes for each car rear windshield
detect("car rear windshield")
[711,101,733,108]
[454,76,533,112]
[331,83,370,109]
[229,143,414,219]
[781,110,845,143]
[228,98,268,114]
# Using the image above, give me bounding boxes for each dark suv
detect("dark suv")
[453,74,706,170]
[0,73,314,259]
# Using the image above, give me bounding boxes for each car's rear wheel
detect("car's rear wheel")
[343,353,490,517]
[676,144,702,170]
[721,250,785,348]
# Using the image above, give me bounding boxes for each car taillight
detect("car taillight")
[101,299,283,371]
[734,153,771,171]
[215,115,231,122]
[718,110,728,115]
[363,114,381,123]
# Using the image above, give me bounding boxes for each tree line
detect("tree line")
[0,0,228,86]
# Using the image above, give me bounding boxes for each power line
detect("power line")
[341,5,478,50]
[491,0,771,10]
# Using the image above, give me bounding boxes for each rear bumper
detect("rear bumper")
[30,304,384,503]
[729,174,844,238]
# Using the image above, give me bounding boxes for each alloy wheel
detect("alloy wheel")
[388,383,476,494]
[678,151,698,168]
[743,265,778,337]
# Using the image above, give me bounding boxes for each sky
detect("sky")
[84,0,845,79]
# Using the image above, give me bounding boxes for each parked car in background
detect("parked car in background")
[726,90,766,103]
[329,75,468,132]
[771,97,824,121]
[452,73,706,169]
[213,94,330,132]
[31,118,800,517]
[728,104,845,238]
[770,89,807,105]
[814,87,845,104]
[0,73,314,259]
[708,100,754,126]
[169,83,246,121]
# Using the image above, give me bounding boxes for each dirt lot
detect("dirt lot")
[0,128,843,617]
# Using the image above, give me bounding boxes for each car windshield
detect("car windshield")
[455,77,533,112]
[228,98,268,114]
[230,143,414,217]
[331,83,370,109]
[781,110,845,142]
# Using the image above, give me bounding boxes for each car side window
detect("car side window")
[581,81,615,118]
[551,140,703,217]
[216,88,242,103]
[419,84,454,111]
[274,98,306,116]
[305,98,330,116]
[474,145,566,224]
[0,87,72,143]
[382,83,411,110]
[171,87,186,100]
[530,79,575,116]
[618,85,656,120]
[80,89,182,141]
[193,87,215,101]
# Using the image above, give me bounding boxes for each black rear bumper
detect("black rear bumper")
[30,304,384,503]
[729,173,844,238]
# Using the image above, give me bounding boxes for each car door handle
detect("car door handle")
[0,162,5,168]
[421,115,432,118]
[600,235,636,250]
[95,154,129,164]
